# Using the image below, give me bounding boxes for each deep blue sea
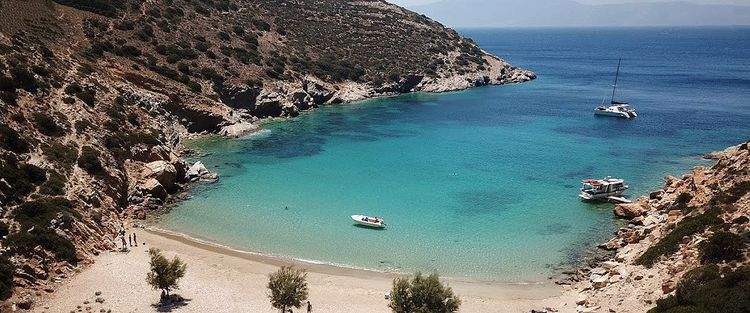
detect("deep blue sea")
[158,27,750,281]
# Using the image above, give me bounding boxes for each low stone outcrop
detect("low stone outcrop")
[614,197,649,219]
[570,141,750,313]
[219,122,261,138]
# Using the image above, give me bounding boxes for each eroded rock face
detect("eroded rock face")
[219,85,262,110]
[144,161,177,193]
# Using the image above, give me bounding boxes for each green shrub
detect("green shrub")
[77,146,103,175]
[636,207,724,267]
[42,143,78,169]
[13,197,77,230]
[389,272,460,313]
[74,119,94,132]
[188,81,202,93]
[253,19,271,32]
[649,265,750,313]
[0,221,9,238]
[0,254,13,300]
[33,112,66,137]
[39,171,67,196]
[0,159,47,204]
[714,181,750,205]
[699,231,746,263]
[0,124,30,153]
[194,41,210,52]
[674,193,693,209]
[9,64,39,93]
[6,230,77,264]
[734,216,749,224]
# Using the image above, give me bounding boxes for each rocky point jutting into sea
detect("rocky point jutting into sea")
[0,0,534,309]
[567,141,750,313]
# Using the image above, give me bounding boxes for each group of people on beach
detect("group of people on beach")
[117,223,138,251]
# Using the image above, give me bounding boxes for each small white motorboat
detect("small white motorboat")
[351,215,385,228]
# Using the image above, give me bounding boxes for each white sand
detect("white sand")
[35,228,577,313]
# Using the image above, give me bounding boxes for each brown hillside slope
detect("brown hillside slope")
[0,0,534,309]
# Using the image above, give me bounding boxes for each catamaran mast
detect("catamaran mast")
[611,58,621,105]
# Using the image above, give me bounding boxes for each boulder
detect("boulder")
[591,273,609,289]
[141,179,167,200]
[303,79,334,105]
[186,161,209,180]
[590,267,608,276]
[601,261,620,270]
[642,214,661,227]
[291,91,314,111]
[173,159,188,183]
[219,122,260,138]
[147,145,172,162]
[614,197,649,219]
[16,298,32,310]
[576,296,588,305]
[145,161,177,192]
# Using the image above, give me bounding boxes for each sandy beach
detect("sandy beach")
[34,227,577,313]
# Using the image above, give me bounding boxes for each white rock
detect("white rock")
[601,261,620,270]
[186,161,208,178]
[219,122,260,138]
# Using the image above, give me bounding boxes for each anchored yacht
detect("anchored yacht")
[579,177,629,201]
[594,58,637,119]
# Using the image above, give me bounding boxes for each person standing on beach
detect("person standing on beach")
[120,235,127,250]
[133,232,138,247]
[307,301,312,313]
[128,234,132,247]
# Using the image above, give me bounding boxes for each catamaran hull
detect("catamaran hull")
[579,191,626,201]
[594,110,634,118]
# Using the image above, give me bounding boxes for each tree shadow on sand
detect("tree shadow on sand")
[151,295,192,312]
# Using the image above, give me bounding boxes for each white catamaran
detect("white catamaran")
[594,58,637,119]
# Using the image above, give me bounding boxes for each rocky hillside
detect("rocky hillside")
[571,141,750,313]
[0,0,533,309]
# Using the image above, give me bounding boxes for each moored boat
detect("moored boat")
[579,177,629,201]
[594,104,637,118]
[593,58,637,119]
[351,215,385,228]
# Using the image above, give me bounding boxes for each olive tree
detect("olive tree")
[146,248,187,300]
[389,272,460,313]
[267,266,309,312]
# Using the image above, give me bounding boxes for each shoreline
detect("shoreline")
[145,226,558,286]
[36,226,576,313]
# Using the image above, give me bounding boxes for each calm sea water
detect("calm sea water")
[158,27,750,281]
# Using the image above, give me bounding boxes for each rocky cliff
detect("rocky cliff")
[570,141,750,313]
[0,0,534,309]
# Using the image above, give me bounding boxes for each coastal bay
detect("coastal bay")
[157,27,750,281]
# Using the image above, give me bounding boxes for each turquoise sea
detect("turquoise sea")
[158,27,750,281]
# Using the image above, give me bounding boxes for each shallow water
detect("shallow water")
[158,27,750,281]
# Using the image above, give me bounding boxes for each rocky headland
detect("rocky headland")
[0,0,534,309]
[566,141,750,313]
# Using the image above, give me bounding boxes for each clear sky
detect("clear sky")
[389,0,750,6]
